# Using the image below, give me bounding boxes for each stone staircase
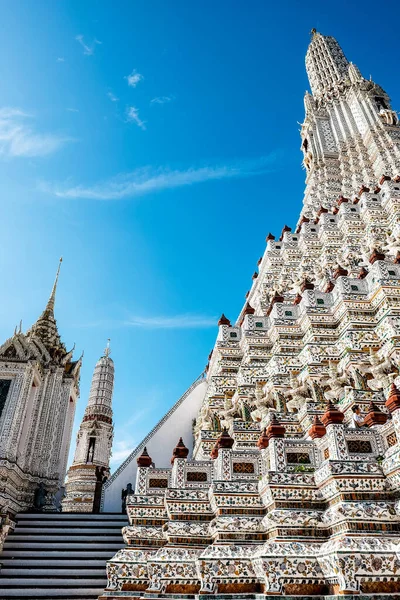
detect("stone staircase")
[0,512,127,599]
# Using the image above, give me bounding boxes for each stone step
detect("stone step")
[0,578,106,586]
[0,559,106,567]
[13,523,126,530]
[6,535,123,543]
[1,549,119,558]
[0,513,124,597]
[0,568,106,576]
[3,541,122,549]
[0,588,104,598]
[11,527,124,535]
[16,513,125,520]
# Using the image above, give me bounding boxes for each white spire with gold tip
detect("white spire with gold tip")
[305,30,350,98]
[62,341,115,513]
[87,338,114,409]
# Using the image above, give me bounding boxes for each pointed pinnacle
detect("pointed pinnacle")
[46,257,63,313]
[104,338,111,358]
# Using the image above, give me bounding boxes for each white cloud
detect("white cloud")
[107,91,119,102]
[57,57,65,62]
[126,106,146,129]
[125,69,143,87]
[0,107,71,158]
[0,108,27,119]
[150,96,174,105]
[70,313,218,330]
[110,404,158,466]
[66,108,79,113]
[110,439,135,464]
[124,314,217,329]
[75,34,102,56]
[44,153,278,200]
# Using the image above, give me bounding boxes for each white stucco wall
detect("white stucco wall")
[102,377,207,512]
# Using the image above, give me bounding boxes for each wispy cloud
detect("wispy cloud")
[43,153,278,200]
[110,439,135,464]
[66,107,79,113]
[71,313,218,330]
[126,106,146,129]
[111,404,157,466]
[124,313,217,329]
[150,96,174,105]
[122,409,152,428]
[75,34,102,56]
[107,91,119,102]
[0,107,71,158]
[57,57,65,62]
[125,69,143,88]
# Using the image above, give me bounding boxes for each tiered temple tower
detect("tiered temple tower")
[63,342,114,512]
[103,31,400,598]
[300,29,400,217]
[0,259,81,519]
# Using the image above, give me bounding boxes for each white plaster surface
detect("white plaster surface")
[102,378,207,512]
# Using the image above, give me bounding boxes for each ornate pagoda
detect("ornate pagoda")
[0,259,81,519]
[101,31,400,598]
[63,341,114,512]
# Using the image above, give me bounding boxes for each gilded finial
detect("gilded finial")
[310,28,317,37]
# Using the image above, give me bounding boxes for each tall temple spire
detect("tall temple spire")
[87,341,114,408]
[0,255,80,517]
[305,31,350,98]
[63,344,115,512]
[300,30,400,216]
[99,32,400,596]
[46,256,62,313]
[27,257,67,359]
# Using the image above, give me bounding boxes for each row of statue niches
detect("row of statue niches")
[259,241,400,304]
[198,353,395,431]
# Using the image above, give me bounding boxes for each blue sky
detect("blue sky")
[1,0,399,468]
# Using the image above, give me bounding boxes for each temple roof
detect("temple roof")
[0,259,80,377]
